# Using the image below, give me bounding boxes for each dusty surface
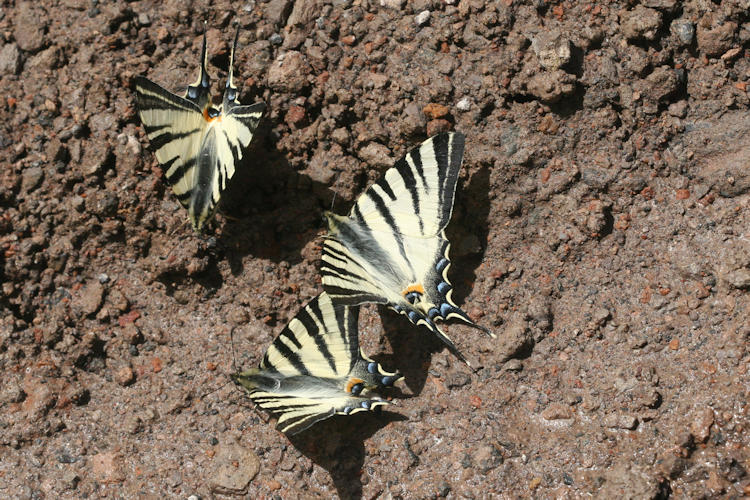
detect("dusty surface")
[1,0,749,498]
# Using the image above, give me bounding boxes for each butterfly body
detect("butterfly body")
[135,29,265,232]
[321,132,492,362]
[233,292,401,435]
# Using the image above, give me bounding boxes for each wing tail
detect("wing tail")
[185,24,211,107]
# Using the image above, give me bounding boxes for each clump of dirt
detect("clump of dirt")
[1,0,748,498]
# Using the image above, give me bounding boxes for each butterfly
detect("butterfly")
[134,28,265,232]
[321,132,493,364]
[232,292,402,435]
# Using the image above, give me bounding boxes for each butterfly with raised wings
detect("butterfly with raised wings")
[134,28,265,232]
[232,292,401,435]
[321,132,493,364]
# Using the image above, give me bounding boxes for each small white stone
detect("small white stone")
[415,10,431,26]
[456,97,472,111]
[380,0,406,8]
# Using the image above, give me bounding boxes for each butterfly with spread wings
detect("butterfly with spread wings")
[134,28,265,232]
[321,132,493,364]
[232,292,401,435]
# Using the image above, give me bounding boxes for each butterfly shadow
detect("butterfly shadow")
[444,164,491,320]
[375,306,450,396]
[288,411,407,500]
[214,125,338,276]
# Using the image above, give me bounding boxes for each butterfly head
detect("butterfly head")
[322,211,347,233]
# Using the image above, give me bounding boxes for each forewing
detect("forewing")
[259,292,356,378]
[351,132,465,238]
[321,228,405,306]
[134,76,206,206]
[211,102,265,196]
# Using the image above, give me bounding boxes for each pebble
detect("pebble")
[285,105,306,127]
[494,316,532,362]
[209,444,261,495]
[726,269,750,289]
[423,103,450,120]
[696,16,737,57]
[14,2,46,52]
[21,166,44,193]
[137,13,151,27]
[114,366,135,386]
[668,100,688,118]
[603,414,638,430]
[72,281,104,317]
[670,19,695,46]
[267,51,311,92]
[415,10,431,27]
[98,273,109,284]
[456,97,472,111]
[269,33,283,45]
[689,407,714,443]
[526,69,576,103]
[358,142,392,168]
[541,403,573,421]
[621,6,662,41]
[91,452,125,483]
[503,359,523,371]
[0,43,22,75]
[380,0,406,8]
[531,31,571,71]
[426,118,452,137]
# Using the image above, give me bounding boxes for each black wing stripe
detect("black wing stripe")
[433,133,449,211]
[164,156,197,185]
[393,157,424,233]
[269,339,309,375]
[278,325,303,350]
[409,146,428,193]
[149,129,201,156]
[362,188,411,268]
[375,176,397,201]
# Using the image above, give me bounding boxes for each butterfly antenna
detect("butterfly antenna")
[329,169,343,211]
[230,326,240,375]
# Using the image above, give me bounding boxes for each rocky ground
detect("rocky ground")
[1,0,749,498]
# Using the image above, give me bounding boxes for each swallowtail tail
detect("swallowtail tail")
[232,292,401,435]
[321,132,492,363]
[134,28,265,232]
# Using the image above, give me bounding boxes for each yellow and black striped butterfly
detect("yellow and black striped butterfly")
[321,132,493,364]
[134,29,265,232]
[232,292,401,435]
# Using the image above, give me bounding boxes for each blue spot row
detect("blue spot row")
[440,302,454,317]
[435,257,450,273]
[428,307,440,320]
[437,281,451,295]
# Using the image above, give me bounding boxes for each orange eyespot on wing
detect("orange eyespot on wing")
[202,107,222,122]
[345,378,365,393]
[401,284,426,297]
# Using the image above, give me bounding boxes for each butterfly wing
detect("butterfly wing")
[352,132,464,238]
[233,292,401,435]
[322,133,490,362]
[322,132,465,302]
[134,76,206,210]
